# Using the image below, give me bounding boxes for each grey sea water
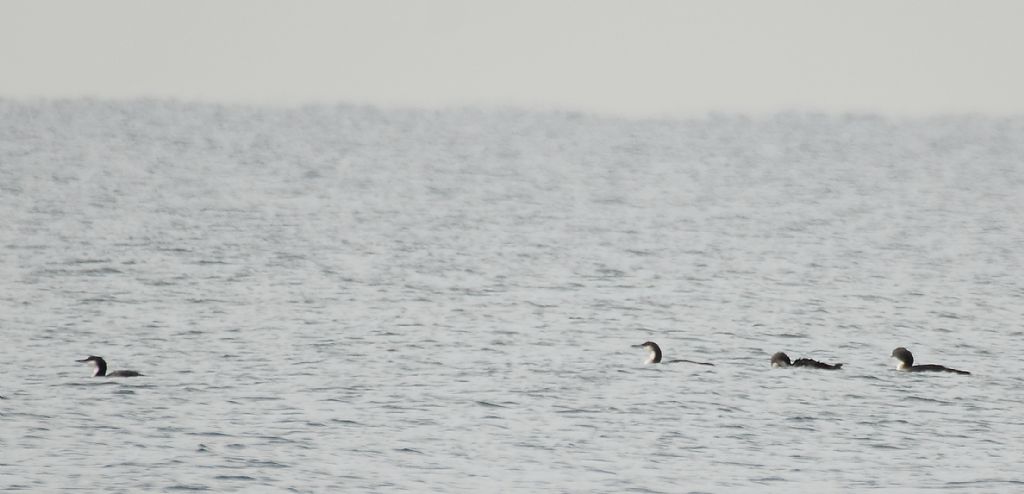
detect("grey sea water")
[2,100,1023,492]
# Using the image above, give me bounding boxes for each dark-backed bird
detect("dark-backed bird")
[890,347,969,375]
[633,341,713,366]
[77,356,143,377]
[771,351,843,370]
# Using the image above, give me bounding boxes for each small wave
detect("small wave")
[156,246,192,253]
[80,267,123,275]
[186,298,233,304]
[906,396,952,405]
[77,296,122,304]
[583,465,617,475]
[525,301,557,308]
[245,460,288,468]
[65,258,111,264]
[4,243,48,250]
[475,400,508,408]
[845,294,896,303]
[786,416,819,422]
[63,381,119,387]
[237,396,283,402]
[187,431,233,437]
[331,419,361,426]
[945,480,1024,487]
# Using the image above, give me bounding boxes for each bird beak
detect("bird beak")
[76,358,89,362]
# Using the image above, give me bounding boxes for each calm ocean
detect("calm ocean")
[2,100,1023,492]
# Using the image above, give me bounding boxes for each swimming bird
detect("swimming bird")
[771,351,843,370]
[77,356,143,377]
[633,341,713,366]
[890,347,969,375]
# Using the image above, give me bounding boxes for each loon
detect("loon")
[633,341,713,366]
[77,356,143,377]
[891,347,969,375]
[771,351,843,370]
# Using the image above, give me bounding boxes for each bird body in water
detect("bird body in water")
[633,341,713,366]
[891,347,969,375]
[771,352,843,370]
[77,356,143,377]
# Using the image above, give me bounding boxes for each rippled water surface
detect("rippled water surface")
[2,100,1024,492]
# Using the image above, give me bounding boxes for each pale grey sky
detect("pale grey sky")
[2,0,1022,116]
